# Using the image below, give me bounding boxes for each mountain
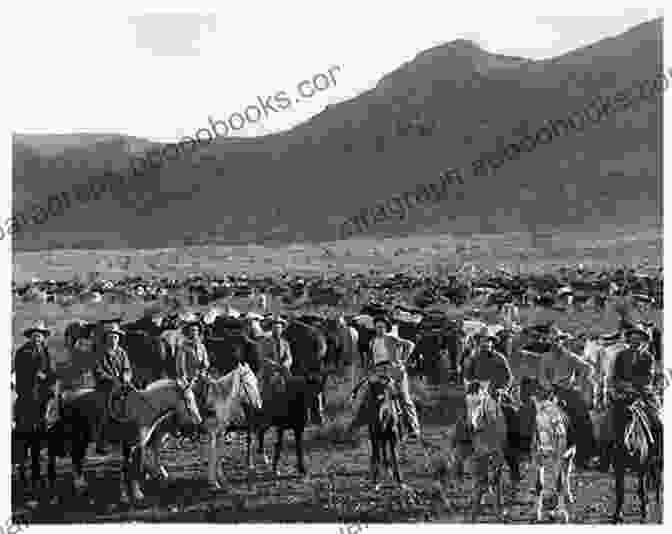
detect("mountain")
[12,18,663,251]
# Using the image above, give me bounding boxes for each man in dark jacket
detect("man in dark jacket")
[600,328,663,471]
[14,321,58,435]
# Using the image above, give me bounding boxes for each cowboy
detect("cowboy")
[600,328,663,469]
[462,327,514,392]
[14,321,59,437]
[92,322,133,455]
[175,318,211,394]
[457,328,516,447]
[349,316,421,440]
[270,317,293,380]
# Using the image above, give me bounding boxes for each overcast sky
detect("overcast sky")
[6,1,664,143]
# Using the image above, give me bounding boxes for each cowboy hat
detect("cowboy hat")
[102,322,125,337]
[179,311,199,323]
[23,320,51,338]
[625,328,650,342]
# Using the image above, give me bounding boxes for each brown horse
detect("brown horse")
[363,375,403,488]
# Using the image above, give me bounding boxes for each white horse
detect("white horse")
[530,397,576,523]
[145,363,262,489]
[582,339,628,410]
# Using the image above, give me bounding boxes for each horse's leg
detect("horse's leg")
[246,427,254,470]
[129,444,145,502]
[534,458,545,522]
[293,427,307,476]
[119,443,131,504]
[389,433,402,486]
[46,429,59,503]
[495,462,504,520]
[566,452,575,504]
[370,433,380,486]
[29,431,42,490]
[272,427,285,476]
[554,456,569,523]
[638,471,648,523]
[612,460,625,524]
[204,430,221,489]
[257,427,270,466]
[72,428,89,495]
[471,455,487,522]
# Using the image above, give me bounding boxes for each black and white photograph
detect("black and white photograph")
[2,1,668,526]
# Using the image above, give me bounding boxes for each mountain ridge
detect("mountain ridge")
[12,17,663,251]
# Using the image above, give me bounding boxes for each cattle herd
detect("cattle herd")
[11,262,665,523]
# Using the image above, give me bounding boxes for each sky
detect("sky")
[4,1,664,143]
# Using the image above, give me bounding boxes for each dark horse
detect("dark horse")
[246,359,325,476]
[364,375,403,487]
[41,380,202,504]
[12,379,62,499]
[283,319,328,425]
[609,388,663,523]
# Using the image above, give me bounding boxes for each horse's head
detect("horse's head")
[237,362,262,411]
[368,374,394,403]
[533,397,570,453]
[464,379,496,432]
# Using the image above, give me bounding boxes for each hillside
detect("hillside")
[11,18,663,251]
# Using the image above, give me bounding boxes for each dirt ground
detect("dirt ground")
[11,378,664,525]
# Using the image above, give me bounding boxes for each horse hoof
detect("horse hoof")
[132,487,145,502]
[208,480,222,491]
[120,490,130,505]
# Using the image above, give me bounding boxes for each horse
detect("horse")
[12,378,61,498]
[608,388,663,523]
[46,378,202,504]
[245,358,325,477]
[283,319,328,425]
[144,363,263,490]
[529,393,576,523]
[124,330,172,387]
[205,333,264,375]
[363,374,403,488]
[460,379,508,521]
[582,339,629,410]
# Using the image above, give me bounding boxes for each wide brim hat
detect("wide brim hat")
[625,328,650,342]
[102,322,126,337]
[23,320,51,338]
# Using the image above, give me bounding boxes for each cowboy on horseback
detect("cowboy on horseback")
[457,328,517,449]
[14,321,59,436]
[601,327,663,471]
[175,316,211,415]
[463,327,514,393]
[92,322,133,455]
[348,315,421,441]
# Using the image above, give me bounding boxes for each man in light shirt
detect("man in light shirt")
[348,316,421,440]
